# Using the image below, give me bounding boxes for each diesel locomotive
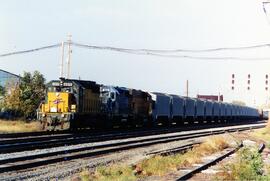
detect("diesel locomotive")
[37,78,261,131]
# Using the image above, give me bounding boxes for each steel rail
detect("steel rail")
[0,123,264,154]
[0,120,264,140]
[0,124,265,174]
[177,142,266,180]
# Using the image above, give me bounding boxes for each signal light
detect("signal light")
[247,80,250,84]
[266,74,268,79]
[247,86,250,90]
[231,74,235,90]
[248,74,250,79]
[266,87,268,91]
[266,80,268,85]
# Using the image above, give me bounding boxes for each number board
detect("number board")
[52,82,73,87]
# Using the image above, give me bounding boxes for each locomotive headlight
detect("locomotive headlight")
[42,113,46,117]
[61,114,65,118]
[71,105,76,109]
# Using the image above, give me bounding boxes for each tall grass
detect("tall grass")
[90,165,137,181]
[137,135,230,176]
[216,147,268,180]
[251,127,270,144]
[0,119,42,133]
[82,135,232,180]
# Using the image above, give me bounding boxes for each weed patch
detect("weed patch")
[89,165,137,181]
[137,135,231,176]
[80,135,232,180]
[0,119,42,133]
[216,146,269,180]
[251,127,270,142]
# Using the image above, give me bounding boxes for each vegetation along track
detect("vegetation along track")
[177,142,266,180]
[0,121,265,153]
[0,123,265,174]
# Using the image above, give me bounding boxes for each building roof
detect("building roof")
[0,69,20,78]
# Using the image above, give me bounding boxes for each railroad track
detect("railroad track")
[0,123,265,175]
[0,121,265,154]
[177,142,266,180]
[0,120,264,140]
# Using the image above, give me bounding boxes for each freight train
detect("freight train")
[37,78,261,131]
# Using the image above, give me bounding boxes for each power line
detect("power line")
[0,43,61,57]
[1,41,270,61]
[72,42,270,61]
[143,52,270,61]
[71,41,270,53]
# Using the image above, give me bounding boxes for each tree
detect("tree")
[3,83,22,116]
[19,71,46,118]
[3,71,46,119]
[0,85,5,97]
[0,85,5,109]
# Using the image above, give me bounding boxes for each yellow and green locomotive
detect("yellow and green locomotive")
[37,78,102,130]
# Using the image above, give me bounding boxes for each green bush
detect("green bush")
[218,147,264,180]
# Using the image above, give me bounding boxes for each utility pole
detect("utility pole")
[186,80,189,97]
[66,34,72,79]
[59,41,65,78]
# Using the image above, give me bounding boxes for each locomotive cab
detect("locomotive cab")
[38,79,76,130]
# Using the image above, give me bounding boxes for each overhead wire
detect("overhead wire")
[71,41,270,53]
[72,42,270,61]
[0,43,61,57]
[1,41,270,61]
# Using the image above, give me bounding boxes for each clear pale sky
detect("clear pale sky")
[1,0,270,107]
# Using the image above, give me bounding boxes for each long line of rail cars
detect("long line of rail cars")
[37,79,261,130]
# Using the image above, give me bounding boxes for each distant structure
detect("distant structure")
[0,69,20,88]
[197,94,223,102]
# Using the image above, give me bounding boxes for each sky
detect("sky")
[1,0,270,107]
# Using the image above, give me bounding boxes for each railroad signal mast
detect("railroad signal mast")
[231,74,252,91]
[266,74,269,91]
[247,74,251,90]
[231,74,234,90]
